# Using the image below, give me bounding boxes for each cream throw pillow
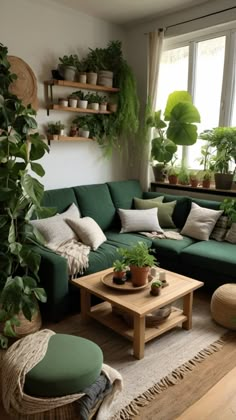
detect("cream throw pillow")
[118,208,163,233]
[225,223,236,243]
[181,202,223,241]
[66,217,106,250]
[134,197,176,228]
[31,203,80,247]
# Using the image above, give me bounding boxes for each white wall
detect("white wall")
[1,0,127,189]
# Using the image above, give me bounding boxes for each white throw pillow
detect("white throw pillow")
[31,203,80,247]
[181,202,223,241]
[66,217,106,250]
[225,222,236,243]
[118,208,163,233]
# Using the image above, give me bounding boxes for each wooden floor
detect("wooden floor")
[178,366,236,420]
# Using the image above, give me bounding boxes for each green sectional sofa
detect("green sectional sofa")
[35,180,236,321]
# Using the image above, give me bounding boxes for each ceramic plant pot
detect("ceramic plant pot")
[78,72,87,83]
[214,173,234,190]
[69,98,77,108]
[98,70,113,87]
[89,102,99,111]
[78,100,88,109]
[202,179,211,188]
[190,179,199,188]
[63,66,77,81]
[80,130,90,138]
[99,103,107,112]
[129,265,149,287]
[168,175,178,185]
[87,72,98,85]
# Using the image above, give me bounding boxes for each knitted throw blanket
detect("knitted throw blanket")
[2,329,123,420]
[140,231,183,240]
[48,239,90,277]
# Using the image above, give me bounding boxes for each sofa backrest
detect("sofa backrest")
[42,187,77,213]
[73,183,116,231]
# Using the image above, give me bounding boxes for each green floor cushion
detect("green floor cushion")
[152,235,196,257]
[107,180,143,209]
[181,240,236,278]
[73,184,116,231]
[42,187,77,213]
[143,192,191,229]
[24,334,103,397]
[105,230,152,248]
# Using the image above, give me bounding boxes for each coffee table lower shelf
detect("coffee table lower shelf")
[89,302,187,344]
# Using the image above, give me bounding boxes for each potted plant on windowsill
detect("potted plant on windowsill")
[178,167,190,185]
[200,127,236,190]
[146,91,201,182]
[201,170,212,188]
[189,170,200,187]
[0,43,55,348]
[118,242,157,287]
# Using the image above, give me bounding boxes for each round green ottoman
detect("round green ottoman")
[24,334,103,397]
[211,284,236,330]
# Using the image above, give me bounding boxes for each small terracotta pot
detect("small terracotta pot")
[113,270,126,279]
[150,286,161,296]
[190,179,199,187]
[129,265,149,287]
[168,175,178,185]
[202,179,211,188]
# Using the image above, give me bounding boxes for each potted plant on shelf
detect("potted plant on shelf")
[189,170,200,187]
[76,57,87,84]
[99,95,108,112]
[0,43,54,348]
[58,54,79,81]
[118,242,157,287]
[87,93,100,111]
[200,127,236,190]
[178,167,190,185]
[79,124,90,138]
[73,91,89,109]
[146,91,201,182]
[47,121,65,137]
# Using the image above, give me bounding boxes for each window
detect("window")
[157,25,236,169]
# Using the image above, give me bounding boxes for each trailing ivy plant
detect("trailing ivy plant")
[0,43,55,348]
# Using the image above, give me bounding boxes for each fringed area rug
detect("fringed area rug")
[46,290,232,419]
[1,291,232,420]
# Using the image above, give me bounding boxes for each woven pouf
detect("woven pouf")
[211,284,236,330]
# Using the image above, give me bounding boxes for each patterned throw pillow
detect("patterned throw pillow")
[210,215,229,242]
[225,223,236,244]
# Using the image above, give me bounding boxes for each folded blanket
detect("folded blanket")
[139,231,183,240]
[47,238,90,277]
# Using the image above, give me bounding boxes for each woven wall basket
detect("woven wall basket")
[8,55,38,110]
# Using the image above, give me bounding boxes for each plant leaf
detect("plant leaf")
[21,173,44,205]
[31,162,45,177]
[33,288,47,303]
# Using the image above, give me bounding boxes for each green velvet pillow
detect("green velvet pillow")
[134,197,176,228]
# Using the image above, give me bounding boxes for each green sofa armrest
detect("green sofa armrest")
[32,245,69,322]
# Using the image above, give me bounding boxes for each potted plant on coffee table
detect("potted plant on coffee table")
[150,280,163,296]
[0,43,54,348]
[112,260,127,284]
[118,242,157,287]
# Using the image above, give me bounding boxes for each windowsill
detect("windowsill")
[150,182,236,197]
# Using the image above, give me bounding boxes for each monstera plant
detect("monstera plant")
[0,43,54,348]
[147,91,200,181]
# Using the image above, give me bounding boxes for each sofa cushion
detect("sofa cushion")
[181,203,223,241]
[31,203,79,247]
[151,234,196,257]
[73,184,116,231]
[181,240,236,277]
[42,188,78,213]
[134,197,176,228]
[66,217,107,250]
[118,208,163,233]
[105,230,152,248]
[107,180,143,210]
[143,192,191,229]
[84,242,123,274]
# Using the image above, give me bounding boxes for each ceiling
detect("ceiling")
[50,0,208,26]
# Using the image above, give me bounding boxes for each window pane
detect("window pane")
[189,36,226,168]
[231,67,236,125]
[156,46,189,165]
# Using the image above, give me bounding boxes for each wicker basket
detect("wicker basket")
[14,307,42,338]
[112,305,172,328]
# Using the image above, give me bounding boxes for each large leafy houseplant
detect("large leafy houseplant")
[146,91,200,181]
[0,44,54,347]
[200,127,236,189]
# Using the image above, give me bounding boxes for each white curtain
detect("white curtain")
[140,30,164,191]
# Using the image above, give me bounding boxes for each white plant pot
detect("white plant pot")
[59,129,65,136]
[78,100,88,109]
[64,66,77,81]
[78,73,87,84]
[99,103,107,111]
[80,130,90,138]
[87,72,98,85]
[90,102,99,111]
[98,70,113,87]
[69,98,77,108]
[58,99,68,107]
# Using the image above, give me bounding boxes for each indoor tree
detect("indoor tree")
[0,43,54,347]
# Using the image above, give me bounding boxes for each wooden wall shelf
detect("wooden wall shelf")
[48,104,111,114]
[44,79,119,93]
[47,135,94,142]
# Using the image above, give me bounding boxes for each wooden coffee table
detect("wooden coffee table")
[72,268,203,359]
